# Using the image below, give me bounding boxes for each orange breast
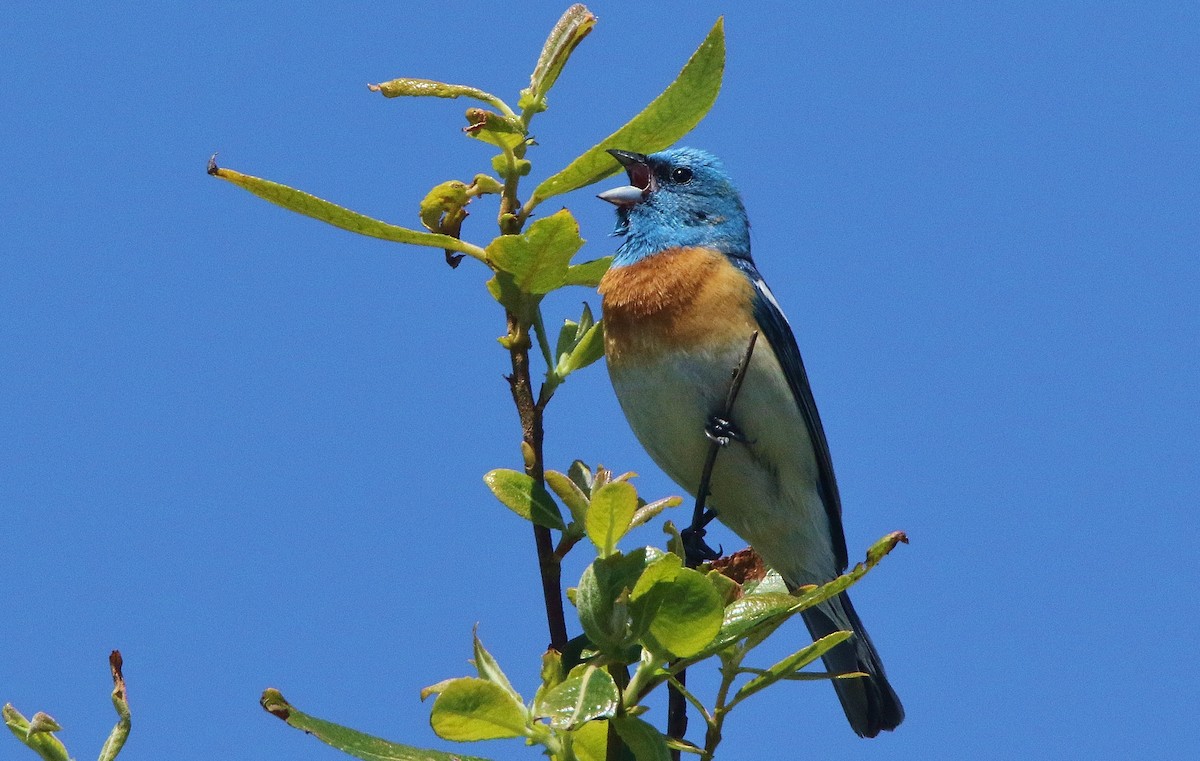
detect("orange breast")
[599,247,758,368]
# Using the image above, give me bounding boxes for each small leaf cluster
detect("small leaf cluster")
[242,527,904,761]
[4,652,130,761]
[439,461,908,760]
[486,460,680,552]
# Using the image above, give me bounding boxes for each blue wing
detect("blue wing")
[730,257,849,571]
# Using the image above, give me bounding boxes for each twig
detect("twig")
[669,330,759,759]
[505,311,569,652]
[606,664,632,761]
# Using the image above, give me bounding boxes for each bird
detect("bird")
[596,147,903,738]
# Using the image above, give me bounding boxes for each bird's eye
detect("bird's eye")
[670,166,693,184]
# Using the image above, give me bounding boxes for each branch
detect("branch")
[504,311,569,652]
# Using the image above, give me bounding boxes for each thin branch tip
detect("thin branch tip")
[207,153,220,175]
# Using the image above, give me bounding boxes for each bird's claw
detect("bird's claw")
[681,526,723,567]
[705,415,748,447]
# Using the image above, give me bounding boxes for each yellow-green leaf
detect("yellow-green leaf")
[533,664,618,729]
[473,631,522,704]
[368,78,514,116]
[3,705,70,761]
[570,719,609,761]
[529,18,725,207]
[429,678,529,742]
[259,689,497,761]
[486,209,585,294]
[576,548,661,653]
[464,108,527,150]
[563,257,612,287]
[558,320,605,376]
[546,469,589,525]
[612,716,671,761]
[483,469,565,531]
[585,481,638,557]
[732,631,854,707]
[629,494,682,528]
[630,555,723,658]
[208,159,487,261]
[521,5,597,113]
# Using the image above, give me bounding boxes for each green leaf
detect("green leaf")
[741,569,790,597]
[585,481,639,557]
[470,174,505,195]
[3,705,70,761]
[533,648,567,710]
[705,569,741,607]
[259,689,498,761]
[428,678,529,742]
[554,302,596,366]
[732,631,854,707]
[612,717,672,761]
[520,4,597,113]
[533,664,619,729]
[629,495,682,528]
[419,180,470,233]
[569,719,609,761]
[557,320,605,376]
[473,631,522,704]
[27,713,62,736]
[552,303,605,380]
[485,270,542,325]
[789,531,909,614]
[867,530,910,566]
[529,18,725,207]
[630,555,723,658]
[368,78,515,116]
[486,210,585,295]
[207,159,488,261]
[564,257,612,287]
[464,108,527,149]
[576,548,662,652]
[691,532,908,661]
[567,460,595,497]
[555,320,581,364]
[483,469,565,531]
[700,593,797,657]
[545,469,590,526]
[420,679,458,702]
[738,668,866,682]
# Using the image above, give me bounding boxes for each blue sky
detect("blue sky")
[3,2,1198,759]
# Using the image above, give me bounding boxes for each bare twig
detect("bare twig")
[505,311,569,652]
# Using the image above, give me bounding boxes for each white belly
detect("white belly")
[608,339,838,584]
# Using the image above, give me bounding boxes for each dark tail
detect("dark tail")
[801,591,904,738]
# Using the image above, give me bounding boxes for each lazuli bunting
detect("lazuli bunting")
[597,147,903,737]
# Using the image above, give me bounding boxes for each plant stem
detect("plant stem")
[498,145,524,235]
[668,668,688,761]
[506,310,568,652]
[606,663,631,761]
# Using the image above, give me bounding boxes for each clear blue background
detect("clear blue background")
[4,2,1198,759]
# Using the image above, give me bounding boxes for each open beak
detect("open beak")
[598,149,653,206]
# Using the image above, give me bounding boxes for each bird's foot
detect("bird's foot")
[705,415,748,447]
[681,525,723,567]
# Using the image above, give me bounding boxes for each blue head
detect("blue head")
[599,147,751,267]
